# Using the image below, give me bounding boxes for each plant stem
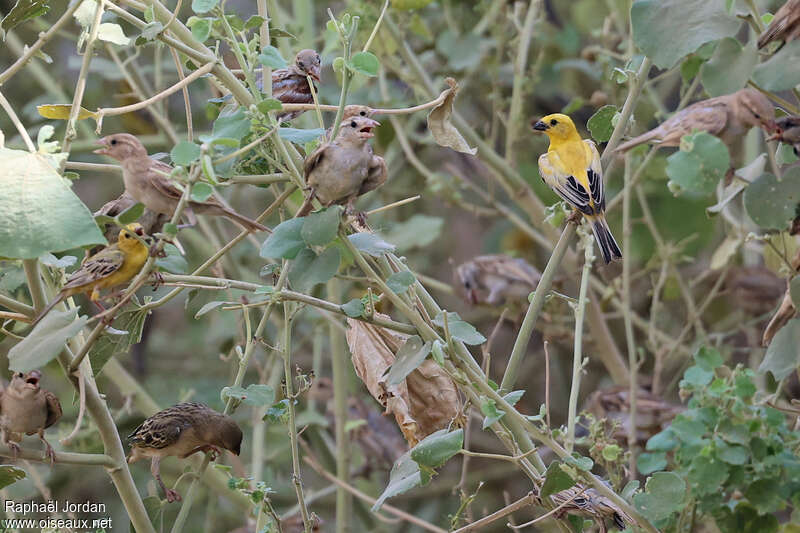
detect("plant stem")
[622,154,638,476]
[0,90,35,151]
[500,223,576,393]
[0,293,34,316]
[329,14,359,140]
[0,445,115,467]
[505,0,540,165]
[601,57,652,166]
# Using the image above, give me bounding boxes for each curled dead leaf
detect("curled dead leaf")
[427,78,477,155]
[345,313,462,446]
[762,247,800,346]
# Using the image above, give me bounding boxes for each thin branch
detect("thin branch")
[0,90,36,152]
[0,445,115,468]
[451,491,538,533]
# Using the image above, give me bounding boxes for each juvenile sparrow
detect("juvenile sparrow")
[614,88,777,153]
[771,115,800,155]
[32,224,150,326]
[758,0,800,50]
[296,116,387,219]
[94,134,267,232]
[0,370,62,464]
[127,402,242,503]
[258,49,322,122]
[455,254,541,306]
[94,191,169,247]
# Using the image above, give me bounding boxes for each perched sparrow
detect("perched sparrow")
[455,254,541,306]
[94,191,169,247]
[296,116,387,218]
[549,484,633,533]
[257,49,321,122]
[128,402,242,503]
[94,134,267,232]
[32,224,150,326]
[585,386,683,445]
[324,105,376,138]
[533,114,622,263]
[770,115,800,156]
[758,0,800,50]
[614,88,777,153]
[0,370,62,464]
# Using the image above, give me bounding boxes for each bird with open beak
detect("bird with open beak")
[0,370,62,465]
[257,49,322,122]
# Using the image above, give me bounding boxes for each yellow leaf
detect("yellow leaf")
[37,104,98,121]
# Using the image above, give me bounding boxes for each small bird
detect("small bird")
[257,49,322,122]
[94,134,267,232]
[758,0,800,50]
[614,88,777,153]
[770,115,800,155]
[455,254,541,306]
[0,370,62,464]
[296,116,387,219]
[533,113,621,263]
[32,224,150,326]
[127,402,242,503]
[94,191,170,249]
[549,484,633,533]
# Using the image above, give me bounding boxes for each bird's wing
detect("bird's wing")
[145,161,185,202]
[538,152,593,215]
[127,403,202,449]
[657,100,729,145]
[303,143,330,181]
[63,248,125,290]
[758,0,800,48]
[358,154,388,195]
[584,140,605,210]
[272,70,313,103]
[44,391,62,429]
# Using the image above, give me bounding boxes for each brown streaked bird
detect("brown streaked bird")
[94,134,267,232]
[296,116,387,219]
[0,370,62,465]
[770,115,800,156]
[94,191,170,250]
[758,0,800,50]
[455,254,541,306]
[614,88,777,153]
[128,402,242,503]
[550,484,634,533]
[257,49,322,122]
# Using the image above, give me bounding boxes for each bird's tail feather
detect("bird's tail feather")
[590,217,622,264]
[218,206,268,232]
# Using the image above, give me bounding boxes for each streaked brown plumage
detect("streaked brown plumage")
[257,49,321,122]
[758,0,800,49]
[614,88,777,153]
[455,254,541,306]
[94,134,267,232]
[128,402,242,503]
[0,370,62,465]
[296,116,387,217]
[550,484,634,533]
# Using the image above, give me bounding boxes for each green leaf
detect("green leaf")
[38,253,76,269]
[587,105,617,143]
[670,415,708,445]
[385,336,432,386]
[258,45,288,69]
[716,440,749,465]
[410,428,463,468]
[9,308,88,372]
[0,146,106,258]
[694,346,723,371]
[201,107,251,144]
[155,244,187,274]
[190,182,213,203]
[88,306,148,375]
[646,429,678,451]
[188,17,211,42]
[261,218,305,259]
[631,0,741,69]
[541,462,576,499]
[116,202,145,225]
[221,384,274,406]
[257,98,283,113]
[192,0,217,14]
[666,132,731,195]
[744,479,785,514]
[348,233,396,256]
[502,390,524,406]
[480,398,505,429]
[171,141,202,166]
[380,215,443,251]
[301,206,342,246]
[759,317,800,380]
[97,22,130,45]
[637,452,667,474]
[372,452,422,511]
[1,0,49,37]
[734,372,756,398]
[341,299,365,317]
[564,454,593,471]
[777,142,799,165]
[386,271,416,294]
[263,399,290,423]
[288,247,340,292]
[700,38,757,97]
[688,454,728,495]
[744,168,800,230]
[194,300,228,318]
[753,40,800,91]
[349,51,380,76]
[244,15,264,29]
[0,465,26,489]
[601,444,622,461]
[278,128,325,144]
[432,311,486,345]
[633,471,686,522]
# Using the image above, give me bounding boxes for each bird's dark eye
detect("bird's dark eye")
[753,112,761,119]
[298,61,304,68]
[350,121,357,128]
[360,110,366,116]
[15,372,23,378]
[550,119,558,126]
[463,280,471,289]
[110,139,118,145]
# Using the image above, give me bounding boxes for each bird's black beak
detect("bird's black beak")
[532,120,548,132]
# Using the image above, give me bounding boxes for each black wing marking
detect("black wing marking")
[558,176,594,215]
[587,169,604,208]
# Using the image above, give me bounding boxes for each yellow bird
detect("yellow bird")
[32,223,150,325]
[532,113,621,264]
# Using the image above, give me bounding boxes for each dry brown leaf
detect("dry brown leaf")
[345,313,462,446]
[427,77,477,155]
[762,247,800,346]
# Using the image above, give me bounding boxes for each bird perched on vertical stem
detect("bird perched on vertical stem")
[127,402,242,503]
[94,134,267,232]
[257,49,322,122]
[0,370,62,464]
[758,0,800,50]
[296,115,387,220]
[533,113,621,264]
[32,224,151,326]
